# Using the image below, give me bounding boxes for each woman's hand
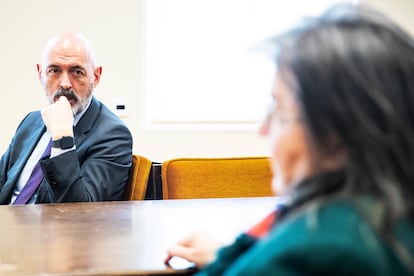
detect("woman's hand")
[165,231,222,268]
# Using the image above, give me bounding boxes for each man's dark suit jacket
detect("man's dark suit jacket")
[0,97,133,204]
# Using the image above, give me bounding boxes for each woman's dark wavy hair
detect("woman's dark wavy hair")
[271,3,414,224]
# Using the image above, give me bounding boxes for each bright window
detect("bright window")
[143,0,355,131]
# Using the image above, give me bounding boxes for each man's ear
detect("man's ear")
[36,64,42,81]
[93,66,102,87]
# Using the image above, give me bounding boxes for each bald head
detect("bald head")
[41,33,96,74]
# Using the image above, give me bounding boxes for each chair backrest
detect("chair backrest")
[161,156,274,199]
[124,155,152,200]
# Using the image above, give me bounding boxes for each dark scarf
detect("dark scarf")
[278,168,347,222]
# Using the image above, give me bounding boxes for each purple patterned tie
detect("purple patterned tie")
[13,139,52,205]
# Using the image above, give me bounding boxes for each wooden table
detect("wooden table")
[0,197,280,275]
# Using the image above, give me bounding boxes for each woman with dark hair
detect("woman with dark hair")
[165,3,414,275]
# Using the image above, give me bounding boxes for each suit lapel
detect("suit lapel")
[10,114,46,180]
[74,97,100,146]
[0,112,45,203]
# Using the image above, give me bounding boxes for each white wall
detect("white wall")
[361,0,414,35]
[0,0,412,162]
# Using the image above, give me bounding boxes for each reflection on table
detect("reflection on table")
[0,196,280,275]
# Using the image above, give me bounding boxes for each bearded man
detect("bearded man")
[0,33,133,204]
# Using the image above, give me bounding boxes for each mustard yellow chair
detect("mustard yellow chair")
[124,155,152,200]
[161,157,274,199]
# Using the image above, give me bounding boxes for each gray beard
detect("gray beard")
[52,88,92,116]
[71,94,92,115]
